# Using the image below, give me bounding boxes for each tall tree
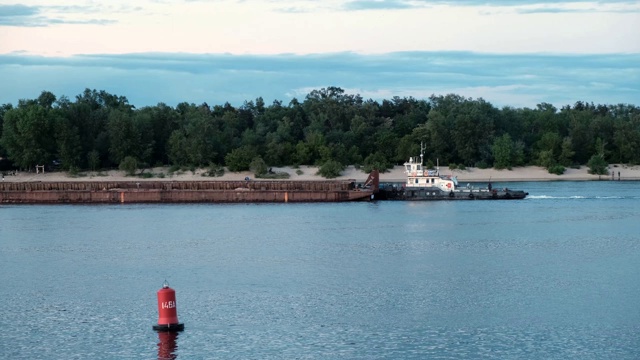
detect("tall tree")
[425,110,453,164]
[108,109,140,166]
[0,103,13,157]
[0,100,56,169]
[492,134,515,169]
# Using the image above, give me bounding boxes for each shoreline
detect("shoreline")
[3,164,639,183]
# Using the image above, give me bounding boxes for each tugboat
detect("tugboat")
[377,144,528,200]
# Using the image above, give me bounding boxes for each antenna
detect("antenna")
[420,142,425,165]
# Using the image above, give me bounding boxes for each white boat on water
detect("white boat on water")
[378,144,528,201]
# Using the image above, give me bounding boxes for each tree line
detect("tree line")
[1,87,639,177]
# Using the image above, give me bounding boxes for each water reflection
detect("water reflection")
[157,331,178,360]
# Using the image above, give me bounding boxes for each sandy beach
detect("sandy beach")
[3,164,639,183]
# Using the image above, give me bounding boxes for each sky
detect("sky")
[1,0,639,109]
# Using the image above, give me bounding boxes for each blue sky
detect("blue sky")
[1,0,639,108]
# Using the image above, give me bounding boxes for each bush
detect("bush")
[537,150,555,169]
[448,163,458,170]
[202,163,225,177]
[87,150,100,172]
[363,152,392,173]
[587,154,608,175]
[250,156,268,177]
[119,156,138,176]
[548,164,565,175]
[258,172,290,179]
[225,146,257,171]
[317,160,344,178]
[295,169,303,175]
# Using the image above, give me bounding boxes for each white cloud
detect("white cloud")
[1,1,637,110]
[1,1,639,55]
[1,51,637,108]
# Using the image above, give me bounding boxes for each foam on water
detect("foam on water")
[527,195,627,199]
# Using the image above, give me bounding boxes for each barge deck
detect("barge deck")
[0,173,379,204]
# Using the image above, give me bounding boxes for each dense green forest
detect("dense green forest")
[1,87,639,177]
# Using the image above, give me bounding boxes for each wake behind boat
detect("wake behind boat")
[376,144,528,201]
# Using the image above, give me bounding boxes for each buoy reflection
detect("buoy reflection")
[157,331,178,360]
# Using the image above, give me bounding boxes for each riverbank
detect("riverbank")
[3,164,639,183]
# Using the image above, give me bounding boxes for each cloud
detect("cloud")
[0,4,116,27]
[0,51,638,109]
[0,4,39,25]
[338,0,640,13]
[2,1,638,55]
[342,0,415,11]
[414,0,634,5]
[0,4,39,17]
[511,1,640,14]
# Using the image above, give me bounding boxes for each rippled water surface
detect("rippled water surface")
[1,181,639,359]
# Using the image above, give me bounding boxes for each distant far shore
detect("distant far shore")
[3,164,640,183]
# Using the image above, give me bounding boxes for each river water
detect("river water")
[1,181,639,359]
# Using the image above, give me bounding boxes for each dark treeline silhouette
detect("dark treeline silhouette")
[1,87,639,177]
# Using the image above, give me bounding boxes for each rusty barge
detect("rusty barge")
[0,171,379,204]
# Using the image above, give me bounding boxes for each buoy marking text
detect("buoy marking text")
[162,301,176,309]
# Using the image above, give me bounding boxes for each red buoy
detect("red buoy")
[152,281,184,331]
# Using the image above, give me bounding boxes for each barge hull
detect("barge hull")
[0,180,375,204]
